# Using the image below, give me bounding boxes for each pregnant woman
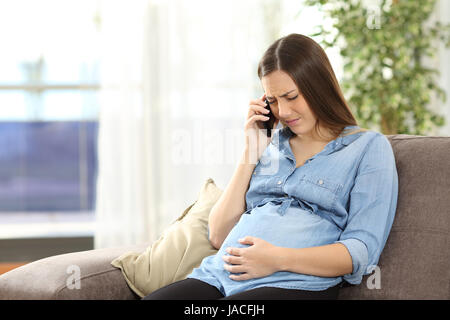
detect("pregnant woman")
[143,33,399,300]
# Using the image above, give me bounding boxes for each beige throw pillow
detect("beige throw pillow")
[111,177,222,298]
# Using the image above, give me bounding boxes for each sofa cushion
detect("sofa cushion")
[338,134,450,299]
[111,177,221,298]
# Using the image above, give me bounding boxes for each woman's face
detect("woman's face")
[261,69,329,143]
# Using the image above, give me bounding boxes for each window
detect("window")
[0,0,101,238]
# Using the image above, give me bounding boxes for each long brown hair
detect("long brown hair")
[257,33,366,138]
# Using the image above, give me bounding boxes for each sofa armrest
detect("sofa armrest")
[0,243,150,300]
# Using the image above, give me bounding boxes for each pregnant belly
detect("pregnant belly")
[219,202,341,253]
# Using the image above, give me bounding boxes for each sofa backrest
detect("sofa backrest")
[338,134,450,299]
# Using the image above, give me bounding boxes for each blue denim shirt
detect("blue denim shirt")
[188,125,399,296]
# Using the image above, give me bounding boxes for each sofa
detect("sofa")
[0,133,449,300]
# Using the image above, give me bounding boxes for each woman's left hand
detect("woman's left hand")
[222,236,281,281]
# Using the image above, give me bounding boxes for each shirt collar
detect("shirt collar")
[339,125,364,146]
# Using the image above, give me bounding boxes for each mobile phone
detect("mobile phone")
[263,98,276,137]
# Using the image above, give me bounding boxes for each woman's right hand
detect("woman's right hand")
[243,93,279,164]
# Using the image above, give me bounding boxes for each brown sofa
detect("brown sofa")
[1,134,449,300]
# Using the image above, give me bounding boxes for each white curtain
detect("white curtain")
[94,0,294,249]
[94,0,153,249]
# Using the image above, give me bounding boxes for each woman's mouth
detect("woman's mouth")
[285,118,300,126]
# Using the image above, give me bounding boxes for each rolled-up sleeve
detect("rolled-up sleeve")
[335,134,399,285]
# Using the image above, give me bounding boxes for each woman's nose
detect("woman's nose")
[277,102,293,119]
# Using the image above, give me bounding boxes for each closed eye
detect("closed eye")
[268,95,298,104]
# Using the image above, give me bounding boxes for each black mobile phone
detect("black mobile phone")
[263,98,276,137]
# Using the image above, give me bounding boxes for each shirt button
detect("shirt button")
[277,180,282,185]
[318,179,324,185]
